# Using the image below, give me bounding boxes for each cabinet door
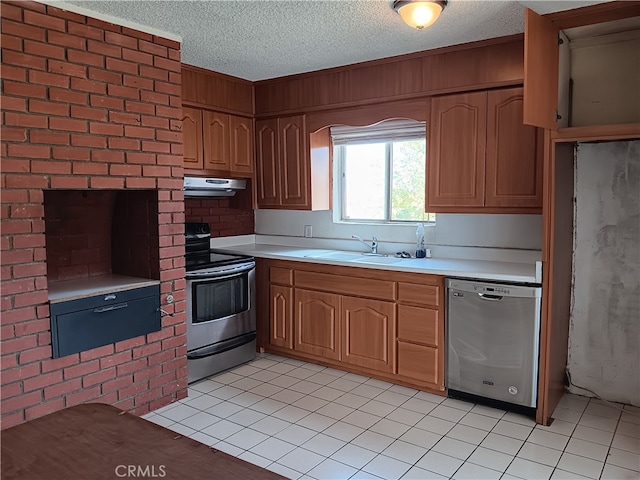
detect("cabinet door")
[485,88,543,209]
[256,119,281,207]
[294,288,340,360]
[270,284,293,349]
[203,111,230,171]
[279,115,310,208]
[341,297,395,373]
[397,341,441,388]
[181,107,203,169]
[523,9,560,129]
[427,92,487,208]
[230,115,254,175]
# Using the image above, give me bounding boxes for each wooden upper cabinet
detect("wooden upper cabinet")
[230,115,254,175]
[256,119,280,207]
[524,9,560,129]
[428,91,487,208]
[280,115,309,207]
[181,107,203,169]
[486,88,542,208]
[203,111,230,171]
[255,114,329,210]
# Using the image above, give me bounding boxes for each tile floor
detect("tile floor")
[143,354,640,480]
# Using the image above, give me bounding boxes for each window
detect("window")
[332,120,434,223]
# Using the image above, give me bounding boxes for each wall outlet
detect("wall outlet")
[304,225,312,238]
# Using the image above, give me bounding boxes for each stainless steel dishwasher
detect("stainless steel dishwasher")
[446,278,542,410]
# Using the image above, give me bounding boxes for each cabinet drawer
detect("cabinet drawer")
[397,305,438,346]
[295,270,395,301]
[397,341,439,385]
[270,267,293,285]
[397,282,439,307]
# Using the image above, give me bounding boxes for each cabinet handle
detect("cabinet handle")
[93,303,128,313]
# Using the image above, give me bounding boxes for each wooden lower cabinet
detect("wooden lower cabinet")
[397,341,440,386]
[294,289,340,360]
[270,284,293,349]
[341,297,395,373]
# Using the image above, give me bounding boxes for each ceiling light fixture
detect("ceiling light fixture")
[393,0,448,30]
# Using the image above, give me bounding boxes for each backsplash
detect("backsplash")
[185,195,254,237]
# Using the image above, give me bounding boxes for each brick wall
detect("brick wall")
[185,195,255,237]
[0,1,187,428]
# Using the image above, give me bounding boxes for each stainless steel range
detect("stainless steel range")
[185,223,256,384]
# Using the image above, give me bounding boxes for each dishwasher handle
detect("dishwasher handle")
[478,293,503,301]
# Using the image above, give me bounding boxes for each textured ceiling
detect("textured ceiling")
[58,0,610,81]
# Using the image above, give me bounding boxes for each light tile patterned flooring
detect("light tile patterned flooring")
[143,354,640,479]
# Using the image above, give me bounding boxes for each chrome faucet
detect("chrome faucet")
[352,235,378,254]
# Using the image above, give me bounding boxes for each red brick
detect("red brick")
[10,204,44,218]
[67,21,104,41]
[1,126,27,141]
[104,30,137,49]
[126,177,156,189]
[13,289,48,308]
[30,131,70,145]
[12,234,45,249]
[155,36,180,50]
[63,360,100,380]
[25,398,65,421]
[49,88,87,105]
[0,278,34,296]
[71,134,106,148]
[109,111,140,125]
[132,364,162,383]
[48,30,86,50]
[140,115,168,129]
[49,117,87,132]
[98,350,132,368]
[168,49,180,62]
[154,80,181,96]
[0,219,33,235]
[70,105,107,121]
[156,130,182,143]
[79,344,114,362]
[107,84,140,100]
[29,68,68,88]
[70,77,106,94]
[45,4,85,23]
[107,137,139,150]
[124,126,154,139]
[12,262,47,279]
[90,95,124,110]
[49,176,88,189]
[3,81,47,100]
[87,67,122,85]
[17,344,50,364]
[1,64,26,81]
[105,57,138,75]
[72,162,108,176]
[1,19,45,42]
[90,177,124,188]
[91,150,124,163]
[24,9,66,31]
[89,122,123,136]
[7,143,49,159]
[0,190,29,203]
[0,3,22,20]
[40,353,79,373]
[1,381,22,399]
[115,358,148,376]
[140,91,168,105]
[124,101,155,115]
[87,38,121,58]
[153,55,181,73]
[101,375,133,395]
[142,165,171,177]
[48,59,87,78]
[1,411,25,429]
[66,49,104,68]
[87,16,121,33]
[110,164,141,176]
[23,370,63,392]
[125,152,156,164]
[138,40,167,57]
[118,380,148,400]
[43,378,81,400]
[141,141,171,153]
[122,48,152,66]
[82,367,116,388]
[16,2,48,14]
[65,385,101,407]
[168,72,181,85]
[123,74,153,91]
[2,158,29,172]
[1,335,38,356]
[51,147,91,161]
[1,390,41,414]
[139,65,168,81]
[29,98,69,116]
[23,40,65,59]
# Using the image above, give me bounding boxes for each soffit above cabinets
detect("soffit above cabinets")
[60,0,611,81]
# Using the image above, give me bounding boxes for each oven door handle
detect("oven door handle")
[187,332,256,360]
[186,262,255,279]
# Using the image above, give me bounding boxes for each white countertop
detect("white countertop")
[48,274,161,303]
[212,242,542,284]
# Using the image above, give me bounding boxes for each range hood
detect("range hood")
[183,177,247,197]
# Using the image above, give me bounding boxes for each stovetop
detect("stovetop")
[185,251,253,271]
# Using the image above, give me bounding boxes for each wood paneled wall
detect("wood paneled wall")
[255,35,524,116]
[182,64,254,115]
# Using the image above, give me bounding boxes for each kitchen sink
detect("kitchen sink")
[304,251,365,261]
[352,256,404,265]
